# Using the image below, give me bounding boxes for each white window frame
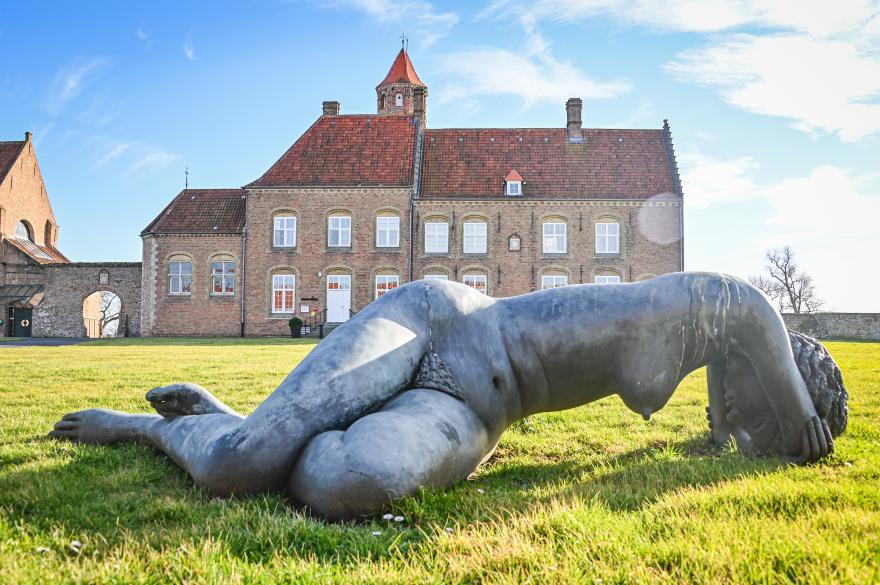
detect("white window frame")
[596,222,620,254]
[543,222,567,254]
[376,215,400,248]
[273,215,296,248]
[375,274,399,298]
[211,260,235,295]
[395,93,403,107]
[595,274,621,285]
[168,260,192,295]
[424,221,449,254]
[506,181,522,196]
[541,274,568,289]
[463,221,488,254]
[328,215,352,248]
[462,273,487,294]
[272,274,296,313]
[423,274,448,281]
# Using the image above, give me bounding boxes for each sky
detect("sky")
[1,0,878,311]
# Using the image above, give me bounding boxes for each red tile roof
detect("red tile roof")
[248,115,417,188]
[419,128,677,199]
[378,49,426,87]
[141,189,246,235]
[505,169,523,181]
[0,140,26,185]
[5,237,70,265]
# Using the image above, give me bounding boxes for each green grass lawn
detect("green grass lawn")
[1,338,878,584]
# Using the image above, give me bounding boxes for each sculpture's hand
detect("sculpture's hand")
[795,416,834,464]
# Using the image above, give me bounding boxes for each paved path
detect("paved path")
[0,337,90,348]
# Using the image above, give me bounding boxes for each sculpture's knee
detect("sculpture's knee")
[288,431,402,521]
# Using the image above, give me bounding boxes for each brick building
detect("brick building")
[0,132,70,337]
[141,48,683,337]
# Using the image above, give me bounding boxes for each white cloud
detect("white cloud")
[666,33,880,142]
[435,18,629,108]
[47,56,112,114]
[331,0,458,47]
[91,141,139,169]
[130,151,179,174]
[678,151,761,209]
[488,1,880,142]
[136,25,154,49]
[183,33,196,61]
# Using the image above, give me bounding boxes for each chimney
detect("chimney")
[322,101,340,116]
[565,98,583,143]
[413,87,427,129]
[24,131,32,142]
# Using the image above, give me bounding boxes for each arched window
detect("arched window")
[15,220,32,241]
[542,218,567,253]
[541,270,568,289]
[328,212,352,248]
[375,271,399,299]
[273,213,297,248]
[271,271,296,313]
[44,220,53,245]
[395,93,404,107]
[595,219,620,254]
[379,93,386,110]
[375,212,400,248]
[462,217,488,254]
[211,255,236,295]
[168,255,192,295]
[462,270,488,294]
[595,270,621,285]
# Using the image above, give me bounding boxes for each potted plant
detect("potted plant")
[288,316,303,338]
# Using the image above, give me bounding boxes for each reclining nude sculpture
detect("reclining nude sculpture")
[50,272,848,520]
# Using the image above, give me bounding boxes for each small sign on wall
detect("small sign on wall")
[300,305,310,314]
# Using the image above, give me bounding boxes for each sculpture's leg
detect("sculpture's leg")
[288,389,492,521]
[145,383,243,418]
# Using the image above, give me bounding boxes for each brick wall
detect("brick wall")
[141,234,244,336]
[412,197,681,295]
[0,137,59,247]
[783,313,880,341]
[32,263,142,337]
[243,187,412,336]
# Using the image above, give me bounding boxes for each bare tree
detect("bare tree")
[749,246,824,314]
[99,291,121,337]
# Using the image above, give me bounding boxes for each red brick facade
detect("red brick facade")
[140,49,683,337]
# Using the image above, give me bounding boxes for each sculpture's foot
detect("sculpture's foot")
[146,383,232,418]
[48,408,140,444]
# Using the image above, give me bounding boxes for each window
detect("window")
[595,273,621,285]
[212,260,235,295]
[543,222,567,253]
[463,221,487,254]
[15,221,32,241]
[596,222,620,254]
[424,274,448,281]
[328,215,352,247]
[272,274,296,313]
[376,215,400,248]
[506,181,521,196]
[542,274,568,289]
[425,221,449,254]
[462,273,487,294]
[169,258,192,295]
[395,93,403,107]
[273,215,296,247]
[375,274,399,298]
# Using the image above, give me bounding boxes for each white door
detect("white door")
[326,275,351,322]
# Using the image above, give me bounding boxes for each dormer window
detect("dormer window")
[395,93,403,107]
[505,170,523,196]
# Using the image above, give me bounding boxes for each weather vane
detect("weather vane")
[185,166,189,190]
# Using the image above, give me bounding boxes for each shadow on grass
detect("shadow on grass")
[0,433,787,565]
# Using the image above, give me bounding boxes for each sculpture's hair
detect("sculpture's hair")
[788,330,848,437]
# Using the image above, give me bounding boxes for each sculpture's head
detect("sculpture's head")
[789,330,848,438]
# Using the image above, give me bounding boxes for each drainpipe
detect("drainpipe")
[240,224,248,337]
